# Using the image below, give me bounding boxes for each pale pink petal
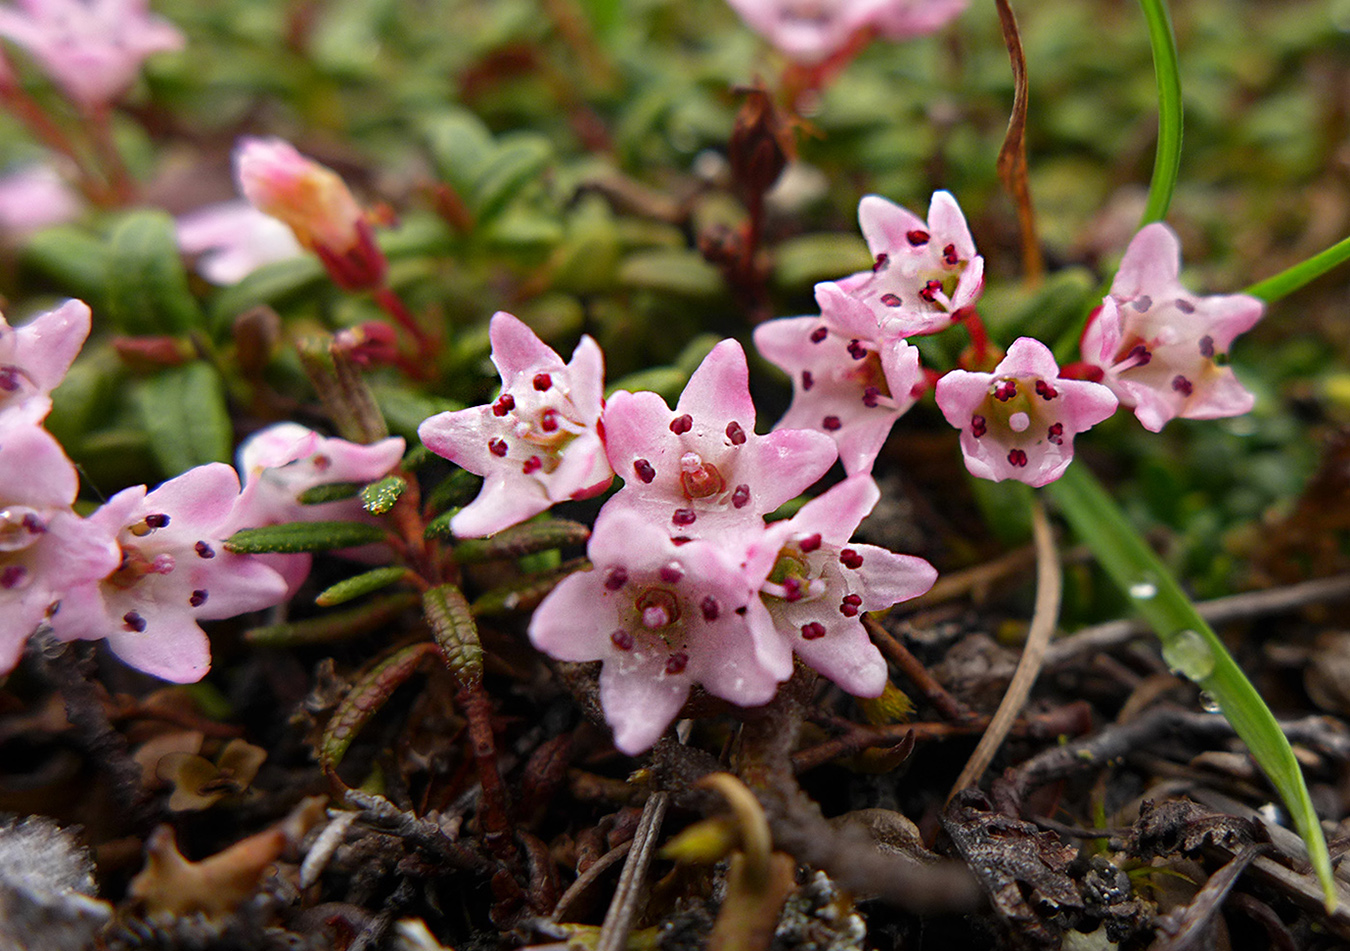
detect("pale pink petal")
[450,472,550,538]
[1110,222,1179,299]
[489,311,566,382]
[673,339,756,433]
[600,654,691,755]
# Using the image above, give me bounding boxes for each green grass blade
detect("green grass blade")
[1045,464,1335,910]
[1138,0,1183,226]
[1244,234,1350,303]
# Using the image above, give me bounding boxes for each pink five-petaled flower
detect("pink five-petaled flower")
[418,312,612,538]
[223,422,405,593]
[744,474,936,696]
[601,339,837,544]
[723,0,966,64]
[176,199,305,286]
[0,0,184,110]
[48,464,288,684]
[0,423,120,675]
[529,509,787,755]
[936,337,1118,487]
[0,162,81,239]
[755,282,924,475]
[0,298,90,426]
[827,190,984,337]
[1081,223,1264,433]
[233,137,384,290]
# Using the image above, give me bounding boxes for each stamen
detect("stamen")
[731,484,750,509]
[672,508,697,526]
[665,652,688,675]
[122,611,147,633]
[189,589,208,607]
[1198,335,1215,358]
[492,394,515,416]
[312,454,331,471]
[880,293,902,307]
[610,630,634,651]
[604,567,628,590]
[1007,448,1028,467]
[540,409,559,432]
[670,414,693,434]
[0,366,20,392]
[725,421,746,445]
[906,229,929,246]
[0,565,27,589]
[700,596,720,621]
[1171,375,1193,396]
[971,415,987,438]
[522,456,543,474]
[840,549,864,569]
[1047,422,1064,446]
[488,438,509,457]
[1131,295,1152,312]
[532,372,552,391]
[1034,380,1058,400]
[799,533,822,552]
[810,327,828,343]
[1175,299,1195,314]
[839,594,862,617]
[822,416,842,431]
[659,562,684,584]
[783,577,804,602]
[634,459,656,483]
[195,541,215,559]
[847,340,867,360]
[801,621,826,640]
[862,386,881,408]
[801,371,814,391]
[873,252,889,272]
[919,280,942,303]
[994,380,1017,401]
[942,243,959,266]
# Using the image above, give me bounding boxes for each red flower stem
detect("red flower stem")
[957,307,990,364]
[1057,361,1104,382]
[457,681,518,866]
[371,284,436,359]
[87,104,135,205]
[780,25,876,109]
[0,84,111,204]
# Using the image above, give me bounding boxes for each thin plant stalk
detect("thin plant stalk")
[1138,0,1182,227]
[1244,233,1350,303]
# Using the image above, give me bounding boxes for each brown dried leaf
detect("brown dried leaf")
[128,825,285,918]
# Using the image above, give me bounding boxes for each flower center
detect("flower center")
[635,588,680,630]
[679,452,725,500]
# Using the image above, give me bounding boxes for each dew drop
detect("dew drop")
[1128,580,1157,600]
[1161,629,1215,682]
[1197,691,1222,714]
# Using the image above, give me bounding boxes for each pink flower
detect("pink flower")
[0,163,80,238]
[935,337,1118,487]
[0,298,90,426]
[829,190,984,337]
[418,312,612,538]
[754,282,924,475]
[49,464,288,683]
[225,422,405,592]
[235,138,363,251]
[744,474,936,696]
[601,339,837,544]
[176,199,304,286]
[529,509,788,754]
[0,0,184,109]
[0,423,120,675]
[1082,223,1264,432]
[724,0,965,64]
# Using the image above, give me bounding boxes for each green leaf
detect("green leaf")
[133,362,232,476]
[1138,0,1183,226]
[618,249,723,298]
[298,482,364,504]
[423,507,459,540]
[1046,464,1335,910]
[319,642,439,771]
[23,225,111,306]
[1244,233,1350,304]
[422,584,483,688]
[422,109,495,198]
[471,557,590,616]
[453,519,590,563]
[208,256,325,330]
[224,520,387,554]
[245,592,419,646]
[472,133,554,223]
[315,567,409,607]
[426,468,482,515]
[106,209,204,335]
[360,476,407,515]
[771,233,872,292]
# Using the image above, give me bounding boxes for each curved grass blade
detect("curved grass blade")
[1138,0,1183,226]
[1244,234,1350,303]
[1046,464,1335,910]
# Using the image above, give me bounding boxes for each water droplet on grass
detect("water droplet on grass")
[1162,629,1215,682]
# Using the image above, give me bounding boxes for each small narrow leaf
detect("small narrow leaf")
[315,567,409,607]
[245,593,418,646]
[426,468,483,514]
[424,508,459,540]
[319,643,439,771]
[422,584,483,688]
[471,558,590,616]
[106,209,204,335]
[453,519,590,563]
[298,482,363,504]
[360,476,407,515]
[133,362,232,476]
[224,520,386,554]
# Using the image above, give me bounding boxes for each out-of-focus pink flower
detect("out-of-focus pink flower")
[0,298,89,426]
[744,474,936,696]
[829,190,984,337]
[224,422,405,592]
[0,163,79,238]
[418,312,612,538]
[601,339,837,544]
[0,423,120,674]
[529,509,787,754]
[49,464,288,683]
[0,0,184,109]
[176,199,304,286]
[724,0,965,64]
[1082,223,1264,432]
[936,337,1117,487]
[755,282,924,475]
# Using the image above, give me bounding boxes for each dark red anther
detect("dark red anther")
[801,622,826,640]
[143,513,170,529]
[810,326,828,343]
[540,409,559,432]
[670,414,693,434]
[1198,335,1215,358]
[700,596,720,621]
[906,229,930,246]
[799,533,822,553]
[1125,344,1151,367]
[0,566,26,589]
[994,380,1017,402]
[533,372,552,391]
[1008,448,1028,467]
[611,630,634,651]
[971,414,987,438]
[672,508,696,526]
[0,366,19,392]
[1131,295,1153,312]
[522,456,543,474]
[21,513,45,534]
[604,567,628,590]
[312,454,331,471]
[634,459,656,483]
[189,589,208,607]
[801,371,814,391]
[665,652,688,674]
[194,541,215,559]
[847,339,867,360]
[822,416,842,431]
[731,484,750,508]
[782,577,803,602]
[942,243,959,266]
[725,421,746,445]
[1034,380,1058,400]
[1171,375,1194,396]
[862,386,881,408]
[493,394,516,416]
[880,293,902,307]
[123,611,147,632]
[873,252,889,272]
[839,594,862,617]
[659,563,684,584]
[488,438,509,457]
[1047,422,1064,445]
[1176,299,1196,314]
[840,549,863,569]
[919,279,942,302]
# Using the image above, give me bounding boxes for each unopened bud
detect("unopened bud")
[112,335,193,370]
[728,84,792,204]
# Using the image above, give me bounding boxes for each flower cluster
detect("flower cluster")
[0,299,404,683]
[422,322,938,754]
